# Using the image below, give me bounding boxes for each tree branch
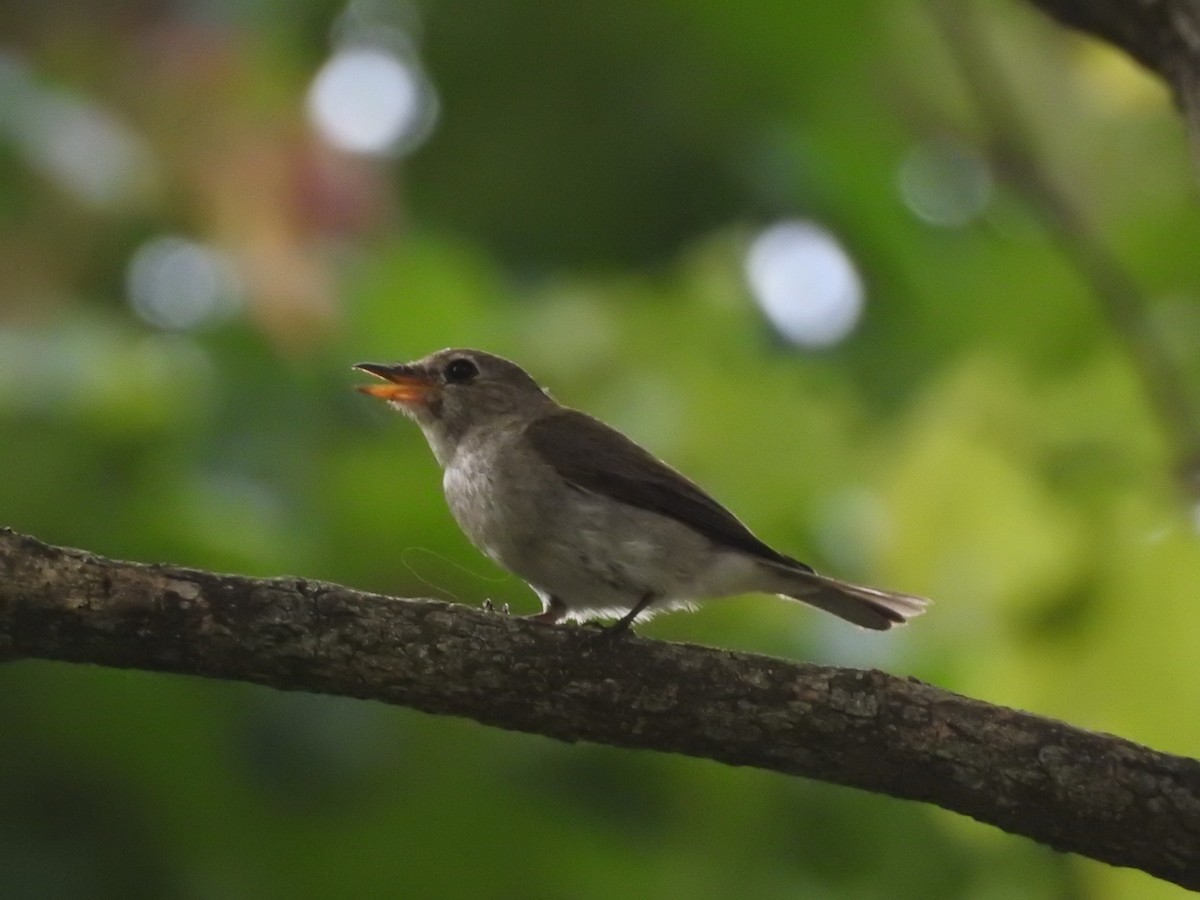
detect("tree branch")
[1023,0,1200,92]
[1,527,1198,889]
[933,0,1200,497]
[1021,0,1200,172]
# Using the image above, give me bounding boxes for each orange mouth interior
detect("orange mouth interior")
[356,381,427,402]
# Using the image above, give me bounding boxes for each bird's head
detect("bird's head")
[354,348,554,465]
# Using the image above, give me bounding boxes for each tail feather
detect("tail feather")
[758,562,930,631]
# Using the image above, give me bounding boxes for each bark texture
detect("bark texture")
[1,527,1198,890]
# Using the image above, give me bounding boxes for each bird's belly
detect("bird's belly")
[442,455,521,565]
[527,516,759,620]
[506,492,743,613]
[444,452,758,619]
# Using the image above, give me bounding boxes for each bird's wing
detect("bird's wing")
[524,409,811,570]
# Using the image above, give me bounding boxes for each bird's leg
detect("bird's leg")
[603,592,656,636]
[481,599,510,615]
[524,595,567,624]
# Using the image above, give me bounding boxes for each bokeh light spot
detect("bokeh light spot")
[745,220,865,348]
[307,48,434,157]
[126,236,241,331]
[0,51,155,208]
[898,140,993,228]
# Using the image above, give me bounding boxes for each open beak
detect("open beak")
[353,362,437,406]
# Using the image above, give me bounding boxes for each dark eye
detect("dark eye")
[443,357,479,384]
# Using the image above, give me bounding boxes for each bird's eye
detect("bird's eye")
[443,357,479,384]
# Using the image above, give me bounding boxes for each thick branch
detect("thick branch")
[1,528,1198,890]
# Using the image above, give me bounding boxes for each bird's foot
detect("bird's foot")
[578,606,644,645]
[585,593,653,643]
[582,620,635,645]
[482,599,510,615]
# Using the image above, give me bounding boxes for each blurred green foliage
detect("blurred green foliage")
[2,1,1199,897]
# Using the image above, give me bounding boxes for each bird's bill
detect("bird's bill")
[353,362,437,405]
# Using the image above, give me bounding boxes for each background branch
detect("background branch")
[1022,0,1200,169]
[1025,0,1200,82]
[1,528,1198,890]
[935,0,1200,495]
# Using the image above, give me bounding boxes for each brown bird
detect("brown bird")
[356,349,929,632]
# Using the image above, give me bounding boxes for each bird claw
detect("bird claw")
[579,617,635,645]
[482,599,510,615]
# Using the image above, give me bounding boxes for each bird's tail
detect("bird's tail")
[756,561,929,630]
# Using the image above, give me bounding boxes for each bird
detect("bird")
[354,349,929,633]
